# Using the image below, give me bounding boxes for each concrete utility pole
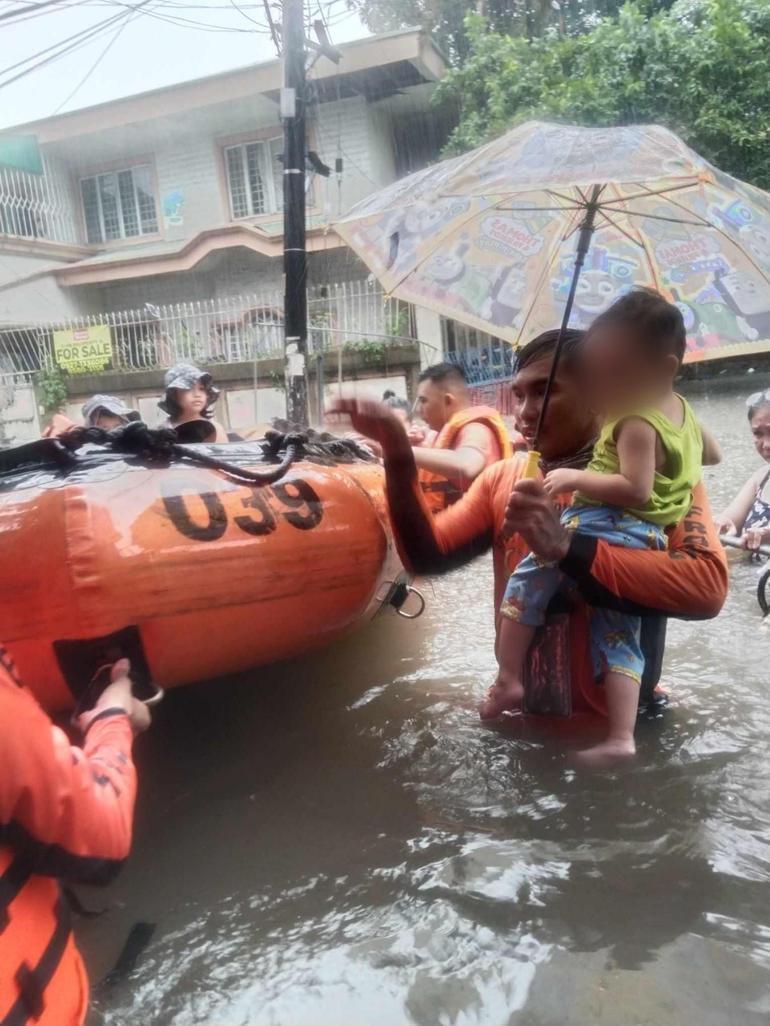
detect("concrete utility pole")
[281,0,309,425]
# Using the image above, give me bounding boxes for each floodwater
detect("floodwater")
[81,386,770,1026]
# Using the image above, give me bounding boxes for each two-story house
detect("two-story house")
[0,29,458,436]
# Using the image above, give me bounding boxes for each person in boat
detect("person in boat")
[494,289,721,764]
[714,388,770,552]
[42,395,137,438]
[407,362,514,512]
[328,328,727,736]
[382,390,411,423]
[159,363,228,443]
[0,655,150,1026]
[82,394,139,430]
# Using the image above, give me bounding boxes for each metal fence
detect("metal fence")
[442,318,515,385]
[0,155,80,245]
[0,279,431,378]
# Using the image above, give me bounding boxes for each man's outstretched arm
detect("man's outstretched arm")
[329,398,494,574]
[506,479,727,620]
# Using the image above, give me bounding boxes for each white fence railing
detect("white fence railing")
[0,280,430,377]
[0,155,80,245]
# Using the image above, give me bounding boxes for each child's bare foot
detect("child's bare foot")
[571,737,636,768]
[478,675,524,720]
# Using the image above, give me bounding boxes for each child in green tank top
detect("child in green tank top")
[489,289,721,766]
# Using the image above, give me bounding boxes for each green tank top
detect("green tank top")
[576,396,703,527]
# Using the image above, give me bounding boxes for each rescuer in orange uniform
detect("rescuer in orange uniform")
[0,654,149,1026]
[409,362,514,512]
[330,330,727,719]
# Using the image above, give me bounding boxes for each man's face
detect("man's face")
[414,379,450,432]
[511,354,597,459]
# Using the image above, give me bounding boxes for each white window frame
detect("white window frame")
[80,163,158,244]
[224,138,282,220]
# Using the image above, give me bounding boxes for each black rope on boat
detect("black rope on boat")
[0,420,376,485]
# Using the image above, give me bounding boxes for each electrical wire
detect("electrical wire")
[0,6,134,86]
[105,0,271,33]
[0,0,71,25]
[52,0,153,112]
[226,0,265,29]
[3,0,273,30]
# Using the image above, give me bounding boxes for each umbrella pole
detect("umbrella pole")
[523,184,603,478]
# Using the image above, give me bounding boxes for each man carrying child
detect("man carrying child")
[330,291,728,764]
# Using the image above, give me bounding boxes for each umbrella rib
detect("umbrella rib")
[622,209,711,227]
[515,207,583,346]
[495,205,583,213]
[596,210,645,249]
[601,180,701,205]
[605,182,664,292]
[547,189,583,206]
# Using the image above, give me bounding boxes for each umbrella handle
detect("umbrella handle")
[522,450,540,479]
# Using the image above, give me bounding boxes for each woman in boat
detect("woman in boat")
[82,394,139,430]
[159,363,228,443]
[715,388,770,552]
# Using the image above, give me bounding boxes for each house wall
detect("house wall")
[0,251,100,323]
[154,132,227,242]
[92,246,367,314]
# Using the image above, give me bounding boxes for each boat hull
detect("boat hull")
[0,443,404,710]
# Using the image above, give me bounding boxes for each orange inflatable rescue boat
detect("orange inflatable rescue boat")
[0,427,414,712]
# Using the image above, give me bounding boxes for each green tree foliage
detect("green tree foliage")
[434,0,770,187]
[348,0,633,60]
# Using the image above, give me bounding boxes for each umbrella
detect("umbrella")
[335,121,770,453]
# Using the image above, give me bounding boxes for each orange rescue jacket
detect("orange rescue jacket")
[418,405,513,514]
[0,653,137,1026]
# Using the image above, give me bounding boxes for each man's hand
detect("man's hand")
[504,478,571,562]
[406,425,428,446]
[327,398,408,455]
[544,468,582,497]
[77,659,151,736]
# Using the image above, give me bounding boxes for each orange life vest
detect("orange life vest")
[1,656,136,1026]
[418,405,513,513]
[0,850,88,1026]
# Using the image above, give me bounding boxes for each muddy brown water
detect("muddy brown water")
[81,387,770,1025]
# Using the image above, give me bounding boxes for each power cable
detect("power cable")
[0,0,71,25]
[0,6,134,86]
[52,0,154,112]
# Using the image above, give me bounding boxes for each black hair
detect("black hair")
[589,287,687,365]
[383,392,410,413]
[514,328,586,373]
[162,384,218,420]
[418,362,468,388]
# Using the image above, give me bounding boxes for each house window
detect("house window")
[225,138,283,219]
[80,164,158,243]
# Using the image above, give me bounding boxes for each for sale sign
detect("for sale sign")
[53,325,112,374]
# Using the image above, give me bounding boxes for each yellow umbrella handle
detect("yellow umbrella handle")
[521,450,541,479]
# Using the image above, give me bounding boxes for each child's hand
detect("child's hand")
[742,526,770,552]
[713,514,737,536]
[543,468,581,496]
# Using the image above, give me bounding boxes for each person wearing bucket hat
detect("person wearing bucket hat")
[82,394,140,430]
[159,363,227,443]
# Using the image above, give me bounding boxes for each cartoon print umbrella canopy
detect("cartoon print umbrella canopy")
[334,122,770,362]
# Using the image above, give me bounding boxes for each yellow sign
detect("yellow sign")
[53,324,112,374]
